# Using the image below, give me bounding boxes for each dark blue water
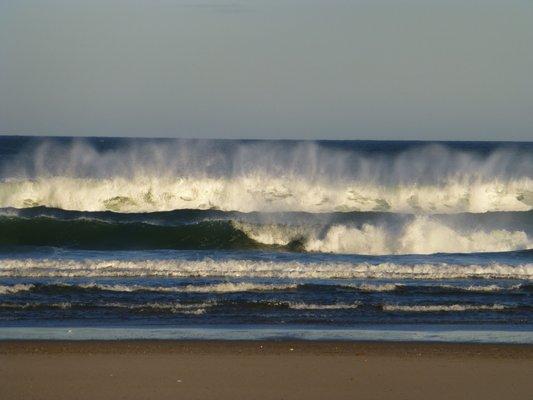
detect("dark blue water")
[0,137,531,340]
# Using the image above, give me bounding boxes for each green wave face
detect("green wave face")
[0,217,267,251]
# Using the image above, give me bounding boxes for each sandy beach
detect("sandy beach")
[1,341,532,400]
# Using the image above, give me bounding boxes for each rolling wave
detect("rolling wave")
[1,213,530,254]
[4,206,532,231]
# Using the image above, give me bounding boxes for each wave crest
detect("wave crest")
[1,140,531,213]
[0,284,35,295]
[1,176,530,213]
[236,217,531,255]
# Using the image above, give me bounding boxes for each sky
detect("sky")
[0,0,532,140]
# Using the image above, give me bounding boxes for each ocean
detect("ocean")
[0,137,531,342]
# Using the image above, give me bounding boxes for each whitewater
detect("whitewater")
[0,138,531,213]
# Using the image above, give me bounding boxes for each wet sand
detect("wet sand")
[1,341,532,400]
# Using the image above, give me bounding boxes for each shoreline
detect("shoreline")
[1,325,531,343]
[1,339,533,357]
[1,340,531,400]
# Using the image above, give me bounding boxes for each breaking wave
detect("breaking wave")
[1,176,530,214]
[1,213,530,255]
[235,217,531,255]
[1,139,531,213]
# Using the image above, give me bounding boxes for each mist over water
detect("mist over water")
[0,138,531,213]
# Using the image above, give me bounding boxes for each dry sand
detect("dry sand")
[1,341,532,400]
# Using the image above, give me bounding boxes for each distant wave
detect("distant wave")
[1,258,531,279]
[1,140,531,213]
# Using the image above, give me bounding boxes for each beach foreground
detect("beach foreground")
[1,341,532,400]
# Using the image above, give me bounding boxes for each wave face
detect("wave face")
[1,208,531,254]
[1,138,531,213]
[1,137,532,336]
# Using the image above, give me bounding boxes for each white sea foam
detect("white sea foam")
[0,284,35,295]
[80,282,296,293]
[349,283,400,292]
[443,284,521,293]
[1,141,531,213]
[287,302,360,310]
[1,258,531,280]
[382,304,509,313]
[1,176,530,213]
[341,283,524,293]
[235,217,531,255]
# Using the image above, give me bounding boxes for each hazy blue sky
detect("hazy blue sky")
[1,0,532,140]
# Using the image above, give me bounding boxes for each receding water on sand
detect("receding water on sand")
[1,324,532,343]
